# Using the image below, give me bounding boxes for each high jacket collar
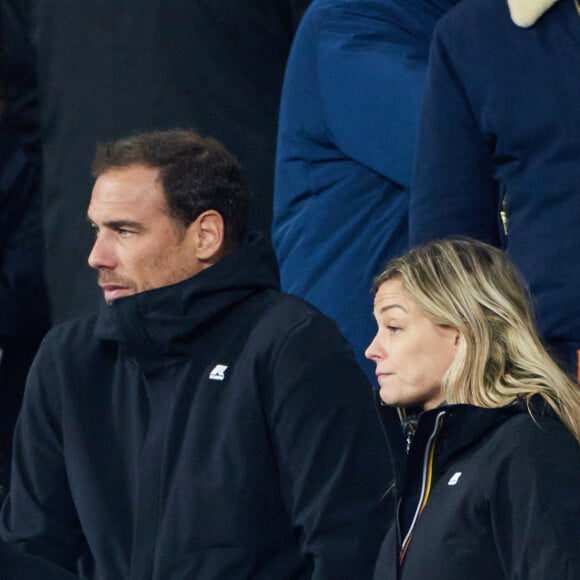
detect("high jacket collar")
[507,0,560,27]
[94,231,280,365]
[409,395,557,468]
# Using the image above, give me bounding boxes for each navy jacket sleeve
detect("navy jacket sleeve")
[315,1,430,187]
[409,19,501,247]
[0,337,86,572]
[264,311,394,579]
[489,419,580,578]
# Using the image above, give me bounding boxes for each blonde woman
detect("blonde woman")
[366,238,580,580]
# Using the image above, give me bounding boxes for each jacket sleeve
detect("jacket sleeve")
[409,21,501,247]
[315,3,429,188]
[264,312,395,579]
[0,336,86,573]
[489,419,580,578]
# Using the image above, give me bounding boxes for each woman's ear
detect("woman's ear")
[192,210,226,263]
[453,328,461,350]
[448,326,461,351]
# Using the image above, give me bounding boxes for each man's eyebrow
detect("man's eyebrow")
[106,220,144,230]
[88,219,145,230]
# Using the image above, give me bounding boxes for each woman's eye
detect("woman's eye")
[387,325,402,334]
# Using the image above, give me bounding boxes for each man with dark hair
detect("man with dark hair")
[91,130,250,251]
[0,129,394,579]
[0,0,313,326]
[0,38,50,501]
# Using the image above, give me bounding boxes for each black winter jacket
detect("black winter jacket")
[1,234,394,579]
[375,397,580,579]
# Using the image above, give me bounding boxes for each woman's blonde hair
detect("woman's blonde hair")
[373,238,580,442]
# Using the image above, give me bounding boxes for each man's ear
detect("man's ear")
[191,210,225,263]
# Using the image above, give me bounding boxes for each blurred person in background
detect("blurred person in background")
[410,0,580,381]
[273,0,461,381]
[0,34,50,501]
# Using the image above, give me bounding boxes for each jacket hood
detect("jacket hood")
[95,231,280,363]
[507,0,560,27]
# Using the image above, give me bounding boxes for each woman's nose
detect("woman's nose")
[365,334,381,361]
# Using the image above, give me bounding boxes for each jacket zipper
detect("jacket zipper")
[500,193,509,237]
[399,410,446,564]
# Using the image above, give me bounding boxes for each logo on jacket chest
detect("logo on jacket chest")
[209,364,229,381]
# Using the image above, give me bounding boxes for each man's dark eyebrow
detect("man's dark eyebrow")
[89,219,145,230]
[106,220,144,229]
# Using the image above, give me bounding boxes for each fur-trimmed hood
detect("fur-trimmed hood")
[508,0,560,27]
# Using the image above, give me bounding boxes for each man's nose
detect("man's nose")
[88,234,115,270]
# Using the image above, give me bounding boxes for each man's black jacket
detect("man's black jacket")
[1,234,395,579]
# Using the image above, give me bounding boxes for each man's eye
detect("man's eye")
[118,229,135,237]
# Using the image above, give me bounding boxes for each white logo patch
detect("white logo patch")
[448,472,462,486]
[209,364,228,381]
